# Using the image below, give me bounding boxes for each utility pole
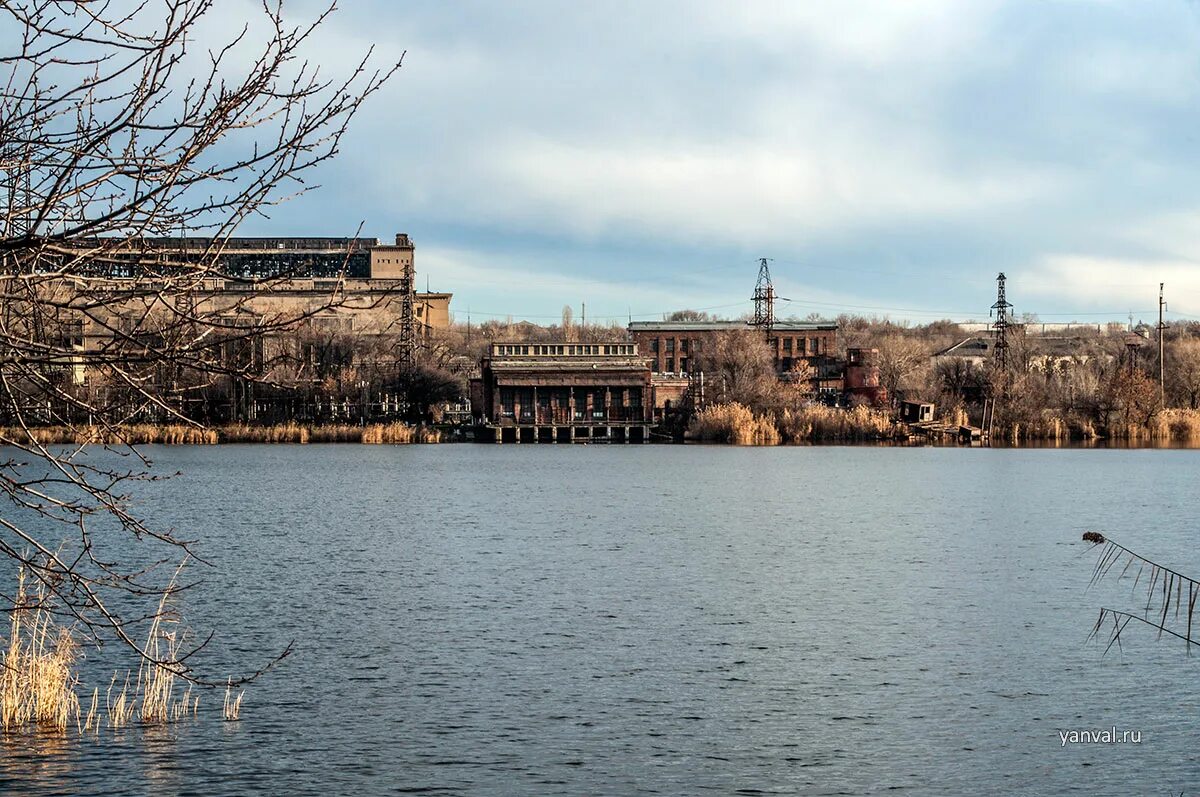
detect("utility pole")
[581,302,586,329]
[1159,282,1166,407]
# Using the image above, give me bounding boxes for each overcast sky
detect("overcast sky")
[233,1,1200,326]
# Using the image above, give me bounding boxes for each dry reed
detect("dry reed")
[0,568,82,732]
[686,403,780,445]
[223,680,243,722]
[0,421,441,445]
[0,561,224,734]
[776,404,896,443]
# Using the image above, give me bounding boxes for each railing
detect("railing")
[501,406,647,425]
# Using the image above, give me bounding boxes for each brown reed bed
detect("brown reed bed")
[0,563,220,735]
[0,422,442,446]
[776,404,896,443]
[0,569,82,732]
[687,402,897,445]
[686,403,780,445]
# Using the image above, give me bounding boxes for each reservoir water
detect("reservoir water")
[1,445,1198,795]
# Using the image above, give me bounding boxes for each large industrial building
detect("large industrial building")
[627,319,842,395]
[470,342,652,443]
[7,232,454,423]
[58,233,452,339]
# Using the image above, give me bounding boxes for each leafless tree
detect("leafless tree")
[694,328,807,413]
[0,0,398,682]
[1166,339,1200,409]
[870,333,930,404]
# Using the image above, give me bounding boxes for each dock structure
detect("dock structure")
[470,342,652,443]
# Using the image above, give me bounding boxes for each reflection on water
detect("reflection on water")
[0,444,1198,795]
[0,729,75,791]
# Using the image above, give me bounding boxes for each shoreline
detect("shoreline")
[1,422,444,446]
[4,423,1200,449]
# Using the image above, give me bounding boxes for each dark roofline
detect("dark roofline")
[933,337,990,357]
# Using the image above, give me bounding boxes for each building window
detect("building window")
[810,338,818,355]
[680,339,689,353]
[666,357,674,372]
[666,339,675,353]
[783,338,792,353]
[680,357,688,373]
[650,339,659,353]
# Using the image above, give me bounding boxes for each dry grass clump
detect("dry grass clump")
[686,402,780,445]
[135,570,198,725]
[0,569,82,732]
[1160,409,1200,442]
[0,425,219,445]
[361,423,441,444]
[0,562,226,735]
[223,679,244,722]
[776,404,895,442]
[1,421,441,446]
[688,402,899,445]
[219,422,311,443]
[0,426,77,445]
[75,424,218,445]
[304,424,368,443]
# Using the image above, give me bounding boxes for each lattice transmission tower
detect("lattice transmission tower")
[752,257,775,333]
[990,272,1012,374]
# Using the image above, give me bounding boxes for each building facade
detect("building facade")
[628,319,841,395]
[627,320,838,376]
[471,342,651,443]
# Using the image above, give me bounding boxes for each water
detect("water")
[2,444,1199,795]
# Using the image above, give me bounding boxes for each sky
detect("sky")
[228,0,1200,327]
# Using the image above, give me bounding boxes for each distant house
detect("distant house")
[933,335,1109,373]
[932,337,992,369]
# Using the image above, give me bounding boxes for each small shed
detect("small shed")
[899,401,934,424]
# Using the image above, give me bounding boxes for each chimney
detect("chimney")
[395,233,411,247]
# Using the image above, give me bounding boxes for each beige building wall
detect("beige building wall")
[415,292,452,331]
[369,233,415,279]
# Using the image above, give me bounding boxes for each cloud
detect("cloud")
[420,244,746,321]
[230,0,1200,321]
[1023,254,1185,314]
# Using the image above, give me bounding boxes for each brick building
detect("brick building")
[627,320,838,375]
[471,342,651,443]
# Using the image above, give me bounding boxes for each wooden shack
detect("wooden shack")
[899,401,934,424]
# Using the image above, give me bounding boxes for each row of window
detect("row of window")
[493,344,635,357]
[648,338,698,354]
[649,336,826,355]
[780,337,825,355]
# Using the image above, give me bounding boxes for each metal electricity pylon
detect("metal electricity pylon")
[990,272,1012,375]
[751,257,775,334]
